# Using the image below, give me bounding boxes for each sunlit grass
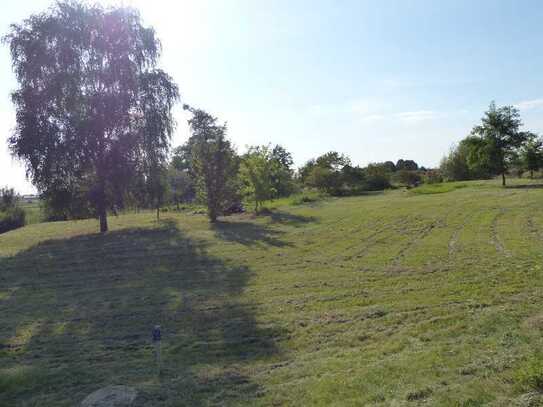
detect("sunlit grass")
[2,179,543,405]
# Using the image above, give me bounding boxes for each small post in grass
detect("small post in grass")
[152,325,162,376]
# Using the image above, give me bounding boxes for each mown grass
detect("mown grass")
[2,179,543,405]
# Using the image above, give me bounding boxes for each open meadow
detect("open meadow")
[2,179,543,406]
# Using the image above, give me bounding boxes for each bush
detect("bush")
[424,170,443,184]
[0,207,26,234]
[394,170,422,187]
[365,174,391,191]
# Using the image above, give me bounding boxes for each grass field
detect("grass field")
[2,179,543,406]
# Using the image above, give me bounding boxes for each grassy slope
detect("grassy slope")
[2,179,543,406]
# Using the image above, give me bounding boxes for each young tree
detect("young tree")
[305,152,351,194]
[4,2,179,232]
[185,106,239,222]
[470,102,527,186]
[521,136,543,178]
[147,164,169,221]
[269,145,295,197]
[240,146,275,212]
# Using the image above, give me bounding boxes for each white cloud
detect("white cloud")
[515,98,543,111]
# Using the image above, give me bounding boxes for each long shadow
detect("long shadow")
[212,220,292,247]
[505,183,543,189]
[0,220,283,406]
[212,210,317,247]
[265,210,318,227]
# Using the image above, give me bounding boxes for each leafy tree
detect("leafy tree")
[440,144,470,181]
[269,145,295,197]
[0,187,25,233]
[4,2,179,232]
[146,164,169,220]
[240,146,275,212]
[470,102,527,186]
[520,136,543,178]
[316,151,351,171]
[461,136,499,179]
[305,152,350,194]
[364,163,392,190]
[167,167,194,209]
[307,166,343,195]
[185,105,239,222]
[396,159,419,171]
[0,187,18,212]
[382,161,397,172]
[171,144,194,173]
[298,158,317,184]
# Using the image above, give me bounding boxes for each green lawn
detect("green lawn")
[2,179,543,405]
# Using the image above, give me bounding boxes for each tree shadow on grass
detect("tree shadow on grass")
[265,211,318,227]
[0,219,284,406]
[212,220,292,248]
[505,183,543,189]
[212,210,317,247]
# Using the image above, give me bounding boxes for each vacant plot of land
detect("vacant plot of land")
[2,180,543,406]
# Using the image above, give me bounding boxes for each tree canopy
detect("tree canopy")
[470,102,527,186]
[4,1,179,231]
[184,105,239,222]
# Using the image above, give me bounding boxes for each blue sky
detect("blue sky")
[1,0,543,193]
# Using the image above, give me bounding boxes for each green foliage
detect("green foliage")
[167,167,194,207]
[4,1,179,232]
[301,153,392,195]
[394,170,422,187]
[184,106,240,222]
[470,101,528,185]
[515,353,543,393]
[240,146,275,212]
[364,163,392,190]
[0,187,18,212]
[520,136,543,178]
[395,159,419,171]
[440,144,472,181]
[423,170,443,184]
[0,207,26,234]
[0,187,25,233]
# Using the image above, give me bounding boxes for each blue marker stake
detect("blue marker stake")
[152,325,161,375]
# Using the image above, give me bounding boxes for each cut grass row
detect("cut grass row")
[2,179,543,405]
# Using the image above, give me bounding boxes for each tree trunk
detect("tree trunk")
[156,206,160,221]
[209,209,217,222]
[97,181,108,233]
[531,170,534,179]
[502,172,506,187]
[99,207,108,233]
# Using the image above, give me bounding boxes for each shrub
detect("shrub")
[424,170,443,184]
[365,174,391,191]
[394,170,422,187]
[0,207,26,234]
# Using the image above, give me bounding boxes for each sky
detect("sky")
[1,0,543,194]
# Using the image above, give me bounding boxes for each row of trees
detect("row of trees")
[441,102,541,184]
[298,154,428,195]
[168,106,296,220]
